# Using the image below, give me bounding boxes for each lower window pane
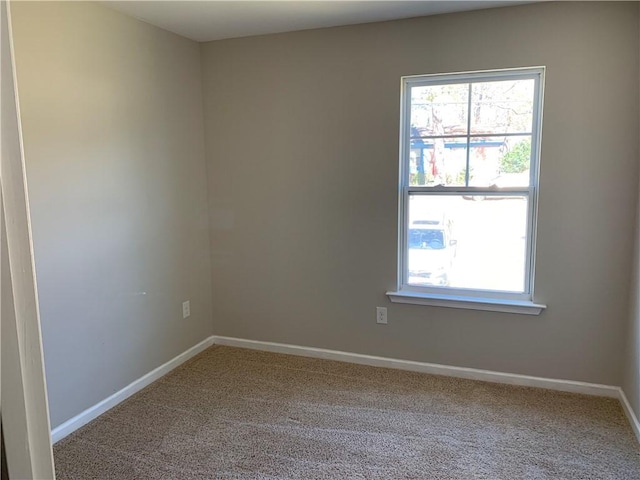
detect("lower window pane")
[407,194,528,292]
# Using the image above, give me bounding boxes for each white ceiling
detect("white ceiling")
[105,1,533,43]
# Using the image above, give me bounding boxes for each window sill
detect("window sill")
[386,291,546,315]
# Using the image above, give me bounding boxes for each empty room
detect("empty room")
[2,0,640,478]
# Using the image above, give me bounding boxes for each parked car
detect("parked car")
[407,217,457,286]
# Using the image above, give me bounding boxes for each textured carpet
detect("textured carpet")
[54,345,640,479]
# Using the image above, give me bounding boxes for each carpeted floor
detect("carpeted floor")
[54,345,640,479]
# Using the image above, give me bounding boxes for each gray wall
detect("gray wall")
[11,1,212,428]
[201,2,640,385]
[623,24,640,423]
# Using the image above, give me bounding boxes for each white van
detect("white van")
[407,217,457,286]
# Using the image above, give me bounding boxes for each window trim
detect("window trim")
[390,67,546,311]
[386,291,546,315]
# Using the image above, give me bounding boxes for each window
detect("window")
[388,68,546,314]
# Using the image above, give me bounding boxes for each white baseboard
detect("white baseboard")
[213,336,640,442]
[211,335,640,442]
[50,336,215,443]
[619,388,640,443]
[51,334,639,445]
[212,336,620,398]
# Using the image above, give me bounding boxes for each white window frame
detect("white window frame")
[387,67,546,315]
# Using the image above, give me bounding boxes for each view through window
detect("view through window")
[400,68,544,300]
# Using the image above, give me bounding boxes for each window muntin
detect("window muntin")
[399,68,544,301]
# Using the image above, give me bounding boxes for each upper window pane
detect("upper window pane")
[410,137,467,187]
[468,135,532,187]
[410,84,469,137]
[470,79,534,135]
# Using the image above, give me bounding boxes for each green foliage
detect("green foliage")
[455,168,474,186]
[500,139,531,174]
[409,172,434,186]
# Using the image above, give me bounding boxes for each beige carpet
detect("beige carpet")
[54,345,640,479]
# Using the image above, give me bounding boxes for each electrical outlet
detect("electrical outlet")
[182,301,190,319]
[376,307,387,324]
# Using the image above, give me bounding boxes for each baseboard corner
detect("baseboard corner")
[618,388,640,443]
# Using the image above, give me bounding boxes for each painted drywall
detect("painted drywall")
[10,1,212,429]
[201,2,639,385]
[622,21,640,424]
